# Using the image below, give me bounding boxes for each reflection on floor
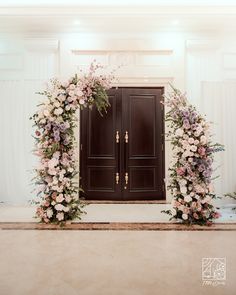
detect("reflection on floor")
[0,230,235,295]
[0,204,236,223]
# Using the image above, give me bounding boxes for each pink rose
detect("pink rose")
[198,146,206,156]
[193,213,199,219]
[176,167,185,176]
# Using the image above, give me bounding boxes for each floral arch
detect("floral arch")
[31,62,114,224]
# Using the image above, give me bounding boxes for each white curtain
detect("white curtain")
[201,82,236,201]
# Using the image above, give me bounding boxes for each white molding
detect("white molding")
[24,39,59,52]
[186,39,220,51]
[114,76,173,86]
[2,6,236,16]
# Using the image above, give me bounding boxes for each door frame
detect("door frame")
[79,86,166,201]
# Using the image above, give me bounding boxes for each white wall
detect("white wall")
[0,32,235,204]
[0,37,59,204]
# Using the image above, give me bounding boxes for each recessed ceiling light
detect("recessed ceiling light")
[74,20,81,25]
[172,20,179,26]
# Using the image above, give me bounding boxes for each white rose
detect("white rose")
[190,145,197,152]
[182,213,188,220]
[40,119,46,124]
[43,109,50,117]
[56,212,64,221]
[54,108,63,115]
[176,128,184,137]
[54,101,60,108]
[65,196,72,203]
[63,206,69,212]
[180,186,187,194]
[62,81,69,88]
[79,98,85,105]
[55,204,64,211]
[188,138,195,144]
[46,209,53,218]
[65,105,71,111]
[48,158,58,169]
[76,89,84,97]
[200,135,207,145]
[184,195,192,203]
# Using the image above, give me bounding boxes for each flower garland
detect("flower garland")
[31,62,115,224]
[163,86,224,225]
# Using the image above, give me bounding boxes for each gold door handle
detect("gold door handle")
[125,172,128,184]
[116,172,119,184]
[125,131,128,143]
[116,131,120,143]
[124,172,128,189]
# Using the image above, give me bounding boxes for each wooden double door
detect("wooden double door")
[80,87,165,201]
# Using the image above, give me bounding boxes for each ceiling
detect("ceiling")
[1,0,236,35]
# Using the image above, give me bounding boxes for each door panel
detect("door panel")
[80,87,165,201]
[122,88,164,200]
[80,88,122,200]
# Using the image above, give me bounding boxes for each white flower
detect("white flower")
[176,128,184,137]
[46,209,53,218]
[76,89,83,97]
[38,111,44,119]
[79,98,85,105]
[190,145,197,152]
[54,108,63,115]
[56,194,64,203]
[58,94,66,102]
[63,206,69,212]
[54,101,60,108]
[43,109,50,117]
[48,158,58,169]
[184,195,192,203]
[53,151,60,159]
[182,213,188,220]
[65,105,71,111]
[200,135,207,145]
[40,119,46,124]
[62,81,69,88]
[55,204,64,211]
[69,90,75,97]
[188,138,195,144]
[180,186,187,194]
[56,212,64,221]
[65,196,72,203]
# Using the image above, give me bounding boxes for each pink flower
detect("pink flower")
[176,167,185,176]
[193,213,199,219]
[198,146,206,156]
[213,212,221,219]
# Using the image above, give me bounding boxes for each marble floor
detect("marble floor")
[0,230,235,295]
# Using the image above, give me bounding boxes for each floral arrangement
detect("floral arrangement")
[162,85,224,225]
[31,62,115,224]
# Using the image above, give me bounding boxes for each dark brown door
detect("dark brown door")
[80,87,165,201]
